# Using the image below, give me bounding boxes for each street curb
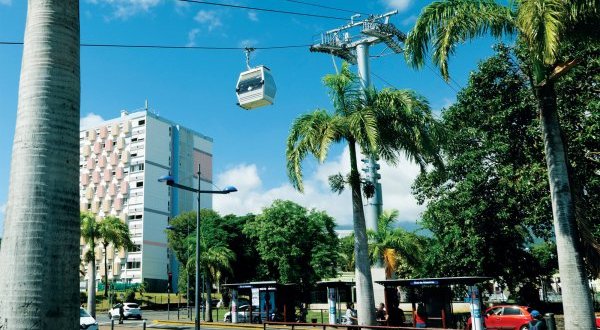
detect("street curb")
[154,320,264,329]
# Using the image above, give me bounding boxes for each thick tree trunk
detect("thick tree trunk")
[348,141,375,326]
[537,82,595,329]
[0,1,80,328]
[87,258,96,318]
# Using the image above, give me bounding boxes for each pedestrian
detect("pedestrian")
[414,302,427,328]
[345,302,357,326]
[527,310,547,330]
[118,302,125,324]
[375,303,387,325]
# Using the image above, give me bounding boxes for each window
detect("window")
[138,119,145,125]
[127,261,141,269]
[128,214,143,220]
[503,307,521,316]
[128,244,141,252]
[136,181,143,187]
[132,138,137,142]
[131,153,138,157]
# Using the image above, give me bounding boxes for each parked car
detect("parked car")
[108,302,142,320]
[80,307,98,330]
[596,316,600,329]
[223,305,261,323]
[466,305,533,330]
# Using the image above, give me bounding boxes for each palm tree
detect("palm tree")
[368,210,425,279]
[0,0,80,328]
[286,63,441,325]
[97,216,134,299]
[404,0,598,327]
[81,212,99,317]
[201,243,235,322]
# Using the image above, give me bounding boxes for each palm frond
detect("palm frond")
[347,109,379,155]
[286,110,341,192]
[375,89,445,170]
[517,0,566,79]
[323,62,361,115]
[405,0,515,79]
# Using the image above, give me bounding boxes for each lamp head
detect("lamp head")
[158,175,174,185]
[223,186,238,193]
[165,225,175,231]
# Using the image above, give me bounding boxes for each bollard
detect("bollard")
[143,319,147,330]
[110,319,114,330]
[544,313,556,330]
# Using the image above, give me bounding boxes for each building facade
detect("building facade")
[79,110,213,292]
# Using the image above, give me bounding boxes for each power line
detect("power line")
[0,41,312,50]
[282,0,371,16]
[176,0,349,21]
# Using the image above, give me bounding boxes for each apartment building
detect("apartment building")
[79,110,213,292]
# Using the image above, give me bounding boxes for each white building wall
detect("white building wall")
[79,110,213,292]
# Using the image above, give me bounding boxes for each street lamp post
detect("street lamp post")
[159,164,237,330]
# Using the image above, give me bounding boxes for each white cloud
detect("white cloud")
[87,0,161,19]
[0,0,12,6]
[213,147,425,228]
[186,28,200,47]
[382,0,412,11]
[80,113,105,129]
[194,10,223,31]
[247,11,259,22]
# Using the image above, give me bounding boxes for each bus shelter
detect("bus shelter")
[376,276,491,329]
[222,281,297,323]
[316,280,354,324]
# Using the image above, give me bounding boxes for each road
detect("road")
[97,310,253,330]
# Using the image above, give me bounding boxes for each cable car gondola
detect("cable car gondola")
[236,48,277,110]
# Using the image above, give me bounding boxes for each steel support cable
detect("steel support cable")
[282,0,371,16]
[0,41,312,50]
[176,0,349,21]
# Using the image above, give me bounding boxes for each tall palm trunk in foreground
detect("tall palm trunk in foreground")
[0,0,81,329]
[348,141,376,326]
[537,82,593,326]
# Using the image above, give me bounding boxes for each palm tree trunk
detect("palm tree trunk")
[348,141,376,326]
[206,274,213,322]
[537,82,595,329]
[0,1,80,329]
[87,258,97,318]
[104,244,109,298]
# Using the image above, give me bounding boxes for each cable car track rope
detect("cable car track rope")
[175,0,349,21]
[0,41,312,51]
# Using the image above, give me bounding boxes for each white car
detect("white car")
[223,305,261,323]
[80,307,98,330]
[108,302,142,320]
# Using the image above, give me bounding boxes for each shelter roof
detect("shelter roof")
[376,276,492,287]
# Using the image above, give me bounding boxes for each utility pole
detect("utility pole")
[310,10,406,321]
[310,10,405,233]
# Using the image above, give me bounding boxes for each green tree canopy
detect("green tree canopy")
[413,43,600,291]
[244,200,339,298]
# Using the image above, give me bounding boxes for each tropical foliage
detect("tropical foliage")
[286,63,441,325]
[97,216,134,298]
[368,210,428,279]
[81,212,100,317]
[244,200,339,298]
[405,0,599,326]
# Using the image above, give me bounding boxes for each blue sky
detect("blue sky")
[0,0,498,234]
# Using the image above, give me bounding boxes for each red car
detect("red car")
[466,305,533,330]
[596,316,600,329]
